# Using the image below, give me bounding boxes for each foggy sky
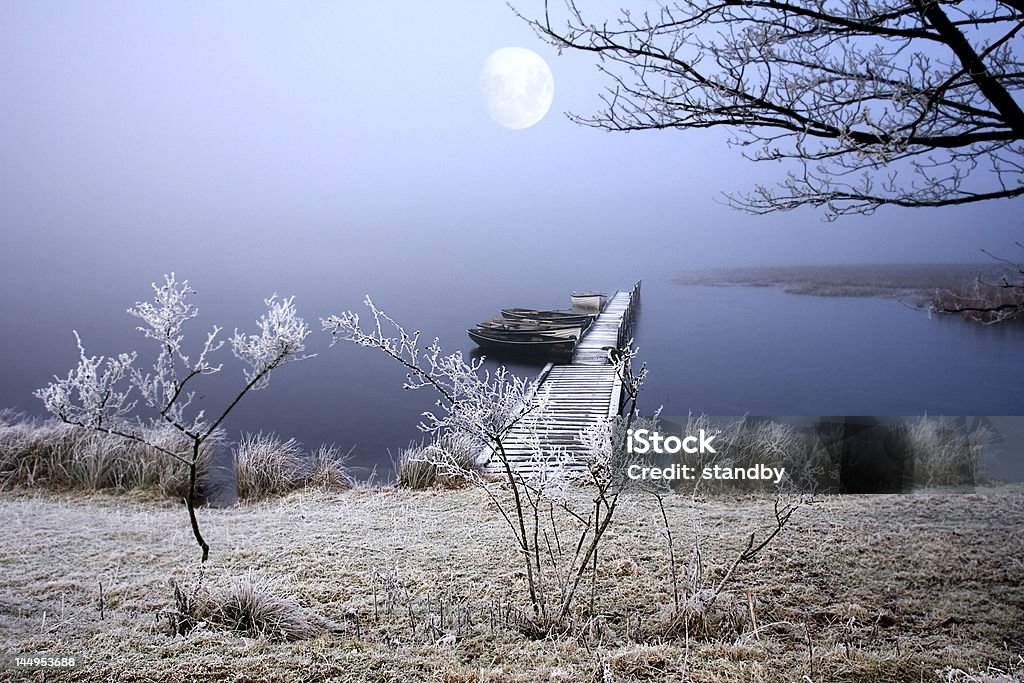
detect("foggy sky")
[3,1,1021,298]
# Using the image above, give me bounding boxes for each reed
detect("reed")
[0,411,220,497]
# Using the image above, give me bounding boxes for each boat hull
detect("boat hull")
[500,308,594,326]
[467,329,576,357]
[570,291,607,309]
[477,319,583,338]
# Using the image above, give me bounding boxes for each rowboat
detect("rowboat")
[467,328,576,356]
[476,318,585,338]
[571,291,607,309]
[500,308,595,326]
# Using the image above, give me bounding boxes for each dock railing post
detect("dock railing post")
[615,279,641,349]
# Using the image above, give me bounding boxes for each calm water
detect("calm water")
[2,274,1022,480]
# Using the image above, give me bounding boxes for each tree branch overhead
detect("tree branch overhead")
[525,0,1024,217]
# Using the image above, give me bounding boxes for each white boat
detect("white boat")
[571,290,607,310]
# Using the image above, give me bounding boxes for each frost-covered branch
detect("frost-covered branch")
[126,274,223,438]
[928,241,1024,322]
[323,296,469,406]
[35,275,313,563]
[231,295,314,392]
[326,296,653,633]
[37,331,138,432]
[522,0,1024,217]
[323,296,535,443]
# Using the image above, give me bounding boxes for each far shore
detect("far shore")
[673,262,1017,301]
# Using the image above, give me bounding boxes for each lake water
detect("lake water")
[2,275,1022,481]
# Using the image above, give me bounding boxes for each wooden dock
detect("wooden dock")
[481,281,641,475]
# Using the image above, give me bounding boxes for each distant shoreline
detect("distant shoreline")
[672,263,1013,301]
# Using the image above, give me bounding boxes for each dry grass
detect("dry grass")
[232,432,308,500]
[233,432,358,500]
[162,569,317,642]
[395,432,481,489]
[207,571,316,641]
[0,415,355,503]
[306,444,357,492]
[0,411,222,499]
[0,484,1021,682]
[394,444,437,489]
[904,417,990,487]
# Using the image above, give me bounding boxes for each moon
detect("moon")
[480,47,555,130]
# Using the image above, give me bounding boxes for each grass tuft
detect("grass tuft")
[396,445,438,489]
[208,570,317,641]
[233,432,359,500]
[649,591,748,641]
[307,444,357,491]
[396,432,481,489]
[233,432,307,500]
[165,569,316,641]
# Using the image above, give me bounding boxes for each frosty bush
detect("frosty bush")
[36,274,313,562]
[324,297,648,635]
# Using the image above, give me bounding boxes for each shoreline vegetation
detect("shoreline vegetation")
[673,263,1024,321]
[1,411,994,497]
[2,411,1020,681]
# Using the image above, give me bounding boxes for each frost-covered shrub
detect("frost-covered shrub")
[35,274,313,561]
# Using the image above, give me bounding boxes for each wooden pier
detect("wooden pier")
[481,281,641,475]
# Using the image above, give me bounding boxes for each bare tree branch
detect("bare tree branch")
[521,0,1024,217]
[929,242,1024,321]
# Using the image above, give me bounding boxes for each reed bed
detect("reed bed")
[0,414,356,501]
[674,263,1017,301]
[0,410,222,498]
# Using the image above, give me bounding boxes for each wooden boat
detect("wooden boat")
[500,308,595,326]
[571,291,607,309]
[467,328,576,356]
[476,318,584,339]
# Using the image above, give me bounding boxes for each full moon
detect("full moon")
[480,47,555,130]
